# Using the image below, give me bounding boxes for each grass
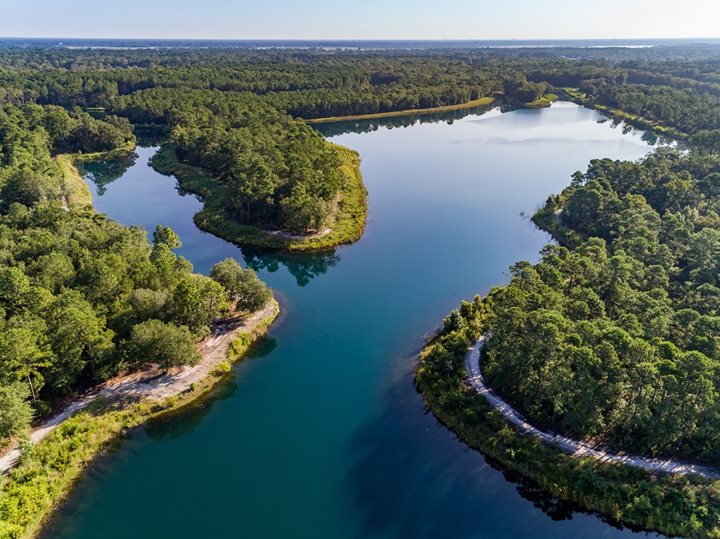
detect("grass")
[0,301,278,539]
[71,140,137,163]
[53,155,92,209]
[303,96,496,124]
[151,143,367,251]
[561,88,688,140]
[416,310,720,539]
[524,93,559,108]
[52,139,138,210]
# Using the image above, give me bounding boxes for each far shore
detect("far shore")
[303,96,496,124]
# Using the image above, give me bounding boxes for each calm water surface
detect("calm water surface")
[45,102,663,538]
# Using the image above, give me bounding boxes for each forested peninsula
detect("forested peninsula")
[417,53,720,538]
[2,43,720,538]
[0,100,276,537]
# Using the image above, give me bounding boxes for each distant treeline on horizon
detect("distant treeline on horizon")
[2,37,720,50]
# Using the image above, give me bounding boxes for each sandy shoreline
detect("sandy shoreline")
[466,336,719,479]
[0,300,279,475]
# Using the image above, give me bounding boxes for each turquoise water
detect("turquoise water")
[45,102,662,538]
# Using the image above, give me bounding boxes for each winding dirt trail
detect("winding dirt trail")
[465,336,720,479]
[0,301,278,475]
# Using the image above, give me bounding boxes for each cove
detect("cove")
[43,102,663,539]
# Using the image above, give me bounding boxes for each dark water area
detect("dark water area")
[45,102,663,538]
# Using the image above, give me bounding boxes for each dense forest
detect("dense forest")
[4,44,720,528]
[2,46,720,239]
[0,103,271,444]
[482,148,720,460]
[2,42,720,442]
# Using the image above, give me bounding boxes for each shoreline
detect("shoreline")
[0,300,279,538]
[466,336,719,479]
[416,307,720,538]
[302,96,496,124]
[151,143,367,251]
[0,137,285,538]
[560,87,688,140]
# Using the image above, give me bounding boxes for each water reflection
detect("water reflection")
[79,152,138,195]
[242,246,340,287]
[79,146,341,287]
[347,361,660,539]
[314,103,496,137]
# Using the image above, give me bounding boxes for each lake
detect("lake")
[44,102,662,538]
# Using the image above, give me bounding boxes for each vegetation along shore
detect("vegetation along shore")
[3,43,720,538]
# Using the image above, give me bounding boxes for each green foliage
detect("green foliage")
[477,150,720,460]
[212,361,232,376]
[152,224,182,250]
[129,319,200,372]
[155,142,366,250]
[417,301,720,539]
[0,382,33,439]
[0,100,259,450]
[210,258,272,313]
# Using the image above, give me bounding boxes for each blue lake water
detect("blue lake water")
[45,102,662,538]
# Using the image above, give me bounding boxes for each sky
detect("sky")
[0,0,719,41]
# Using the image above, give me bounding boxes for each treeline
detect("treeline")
[416,295,720,539]
[110,88,347,232]
[16,46,720,238]
[479,148,720,460]
[581,82,720,134]
[0,104,271,443]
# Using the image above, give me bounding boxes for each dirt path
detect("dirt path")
[0,300,278,475]
[465,336,720,479]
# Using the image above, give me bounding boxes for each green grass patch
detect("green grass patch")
[151,143,367,251]
[524,93,559,108]
[0,301,278,539]
[71,140,137,163]
[52,140,138,211]
[304,97,496,124]
[53,155,92,209]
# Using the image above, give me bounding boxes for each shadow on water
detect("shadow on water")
[242,246,340,287]
[134,125,171,147]
[143,335,278,442]
[78,152,138,195]
[313,103,497,137]
[345,357,660,539]
[604,117,675,147]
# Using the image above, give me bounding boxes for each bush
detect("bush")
[129,320,200,371]
[0,382,33,441]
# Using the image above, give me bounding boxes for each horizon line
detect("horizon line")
[1,36,720,42]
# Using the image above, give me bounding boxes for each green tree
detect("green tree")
[152,225,182,250]
[210,258,272,312]
[0,382,33,440]
[130,319,200,372]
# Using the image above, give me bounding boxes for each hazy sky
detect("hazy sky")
[1,0,718,40]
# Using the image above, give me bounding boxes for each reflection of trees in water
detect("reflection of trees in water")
[144,335,277,442]
[242,247,340,287]
[346,364,644,539]
[134,126,170,148]
[605,117,674,147]
[79,152,138,195]
[313,103,497,137]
